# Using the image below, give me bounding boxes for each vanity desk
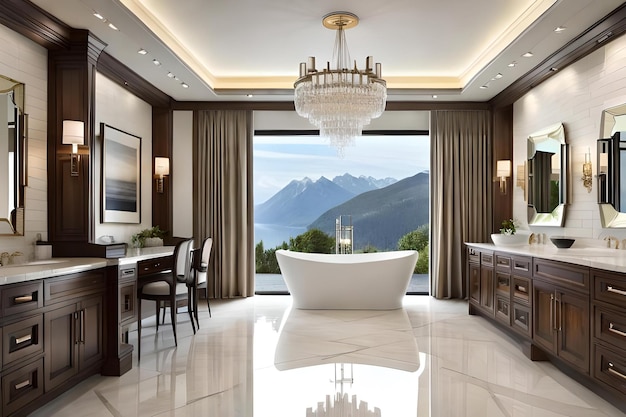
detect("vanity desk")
[0,246,174,417]
[466,242,626,412]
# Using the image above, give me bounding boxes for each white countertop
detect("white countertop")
[0,246,175,286]
[466,242,626,273]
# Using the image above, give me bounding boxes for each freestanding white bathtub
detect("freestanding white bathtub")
[275,249,419,310]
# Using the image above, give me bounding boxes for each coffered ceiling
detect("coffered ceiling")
[30,0,625,102]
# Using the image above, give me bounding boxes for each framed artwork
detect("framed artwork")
[101,123,141,223]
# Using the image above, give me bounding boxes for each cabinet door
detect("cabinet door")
[469,263,481,305]
[44,303,77,391]
[480,266,494,315]
[79,295,103,370]
[557,290,590,373]
[533,280,557,353]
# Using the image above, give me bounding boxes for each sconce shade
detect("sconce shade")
[62,120,85,148]
[155,157,170,177]
[496,160,511,178]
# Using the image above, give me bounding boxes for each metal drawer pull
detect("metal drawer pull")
[608,323,626,338]
[514,262,528,271]
[13,295,33,303]
[15,334,32,345]
[607,363,626,380]
[607,285,626,296]
[516,285,527,293]
[14,379,31,390]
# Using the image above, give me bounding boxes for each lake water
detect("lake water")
[254,223,307,249]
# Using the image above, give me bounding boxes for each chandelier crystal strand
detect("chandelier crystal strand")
[294,12,387,156]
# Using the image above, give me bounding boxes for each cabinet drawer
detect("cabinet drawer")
[495,254,511,271]
[593,271,626,307]
[2,315,43,367]
[481,252,494,267]
[467,247,480,264]
[119,280,137,325]
[593,344,626,396]
[44,270,105,305]
[137,256,172,276]
[1,357,44,417]
[513,276,531,305]
[511,256,532,277]
[495,295,510,325]
[533,258,589,293]
[496,273,510,296]
[1,281,43,317]
[512,303,531,338]
[594,305,626,349]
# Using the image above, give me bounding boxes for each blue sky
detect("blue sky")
[253,135,430,204]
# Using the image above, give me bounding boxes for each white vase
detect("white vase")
[144,237,164,247]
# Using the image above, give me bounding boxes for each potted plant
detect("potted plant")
[130,225,167,248]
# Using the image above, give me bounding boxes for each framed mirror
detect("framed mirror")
[597,103,626,228]
[0,75,26,236]
[527,122,568,226]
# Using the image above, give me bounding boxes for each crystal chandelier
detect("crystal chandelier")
[294,12,387,156]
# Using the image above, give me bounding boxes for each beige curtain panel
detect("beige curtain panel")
[194,110,255,298]
[430,110,493,299]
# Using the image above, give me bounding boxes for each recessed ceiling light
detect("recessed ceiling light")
[174,76,180,81]
[108,23,118,31]
[246,94,253,98]
[167,72,175,78]
[550,67,558,72]
[152,59,161,66]
[508,62,516,67]
[432,95,438,99]
[93,12,104,20]
[137,49,147,55]
[480,85,489,89]
[523,52,534,58]
[494,73,503,79]
[554,26,566,33]
[181,83,189,88]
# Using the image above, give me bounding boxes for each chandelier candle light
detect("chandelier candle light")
[294,12,387,156]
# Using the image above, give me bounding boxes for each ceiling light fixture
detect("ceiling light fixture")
[494,73,503,79]
[294,12,386,156]
[108,23,118,31]
[480,84,489,89]
[181,83,189,88]
[523,52,534,58]
[138,48,147,55]
[93,12,104,20]
[432,95,438,99]
[554,26,566,33]
[167,72,175,78]
[152,59,161,66]
[508,62,516,67]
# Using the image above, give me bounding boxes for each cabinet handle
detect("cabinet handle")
[607,363,626,380]
[14,379,31,390]
[607,285,626,296]
[13,294,33,304]
[15,334,32,345]
[608,323,626,338]
[550,294,556,331]
[516,285,527,293]
[514,262,528,271]
[79,309,85,344]
[557,294,563,331]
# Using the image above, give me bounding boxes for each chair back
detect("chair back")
[195,237,213,285]
[174,238,194,284]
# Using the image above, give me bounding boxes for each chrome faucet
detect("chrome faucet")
[604,236,620,249]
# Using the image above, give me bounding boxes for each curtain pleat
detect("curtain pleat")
[430,110,492,299]
[193,110,254,298]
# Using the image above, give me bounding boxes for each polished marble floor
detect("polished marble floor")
[30,296,624,417]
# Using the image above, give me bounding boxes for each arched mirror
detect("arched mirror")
[527,122,568,226]
[597,103,626,227]
[0,75,26,236]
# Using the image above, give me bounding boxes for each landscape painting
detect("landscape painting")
[101,123,141,223]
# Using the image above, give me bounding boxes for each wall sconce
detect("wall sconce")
[154,157,170,193]
[582,148,592,193]
[496,160,511,194]
[62,120,84,177]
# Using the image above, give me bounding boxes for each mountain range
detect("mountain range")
[254,174,396,227]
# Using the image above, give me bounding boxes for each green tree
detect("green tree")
[397,224,429,274]
[289,228,335,253]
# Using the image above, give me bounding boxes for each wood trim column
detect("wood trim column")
[48,30,106,242]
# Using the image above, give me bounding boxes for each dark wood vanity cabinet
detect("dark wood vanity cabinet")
[492,252,532,338]
[0,269,105,417]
